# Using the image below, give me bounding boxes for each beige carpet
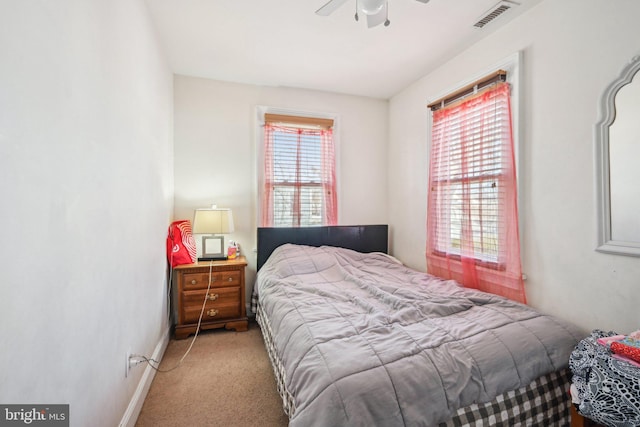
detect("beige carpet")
[135,323,289,427]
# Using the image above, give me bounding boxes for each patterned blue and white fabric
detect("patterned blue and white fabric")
[570,330,640,427]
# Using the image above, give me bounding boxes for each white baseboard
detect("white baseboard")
[119,327,171,427]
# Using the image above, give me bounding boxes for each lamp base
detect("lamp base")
[198,256,228,262]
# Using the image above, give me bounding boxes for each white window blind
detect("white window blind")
[429,84,510,264]
[272,128,323,226]
[427,70,526,304]
[261,114,337,227]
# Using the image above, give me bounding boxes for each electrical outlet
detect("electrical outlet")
[126,352,145,377]
[125,349,131,378]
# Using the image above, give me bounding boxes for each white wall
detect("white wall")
[389,0,640,334]
[0,1,173,425]
[173,76,389,302]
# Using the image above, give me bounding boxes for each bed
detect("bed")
[252,225,582,426]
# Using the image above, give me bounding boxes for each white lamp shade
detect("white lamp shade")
[192,208,234,234]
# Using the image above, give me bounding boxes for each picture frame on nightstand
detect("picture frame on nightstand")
[200,235,225,260]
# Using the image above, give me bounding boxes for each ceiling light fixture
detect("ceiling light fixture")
[316,0,430,29]
[384,3,390,26]
[360,0,385,15]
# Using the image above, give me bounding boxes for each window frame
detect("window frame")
[255,106,340,228]
[429,87,511,269]
[427,52,523,261]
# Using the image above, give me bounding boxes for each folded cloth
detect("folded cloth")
[620,336,640,348]
[611,353,640,368]
[569,330,640,426]
[611,339,640,364]
[570,383,581,404]
[596,334,626,346]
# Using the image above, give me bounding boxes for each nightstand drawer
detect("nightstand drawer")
[181,287,241,323]
[182,270,241,290]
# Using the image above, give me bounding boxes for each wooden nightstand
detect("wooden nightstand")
[172,256,248,339]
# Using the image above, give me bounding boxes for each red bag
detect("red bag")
[167,220,196,267]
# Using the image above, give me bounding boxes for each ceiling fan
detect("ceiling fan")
[316,0,430,28]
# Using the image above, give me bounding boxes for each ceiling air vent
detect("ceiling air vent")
[473,0,519,29]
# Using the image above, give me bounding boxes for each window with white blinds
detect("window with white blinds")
[261,114,337,227]
[426,69,526,304]
[429,82,512,265]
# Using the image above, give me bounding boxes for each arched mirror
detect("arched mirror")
[596,55,640,257]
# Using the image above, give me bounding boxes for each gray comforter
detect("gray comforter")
[255,244,582,426]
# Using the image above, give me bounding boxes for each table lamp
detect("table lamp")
[192,206,234,261]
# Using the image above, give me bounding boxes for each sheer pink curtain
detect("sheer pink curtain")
[261,124,276,227]
[321,128,337,225]
[261,123,337,227]
[426,82,526,304]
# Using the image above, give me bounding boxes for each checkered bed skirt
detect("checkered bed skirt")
[440,368,571,426]
[256,302,296,417]
[255,301,571,426]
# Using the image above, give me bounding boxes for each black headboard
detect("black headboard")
[257,225,388,270]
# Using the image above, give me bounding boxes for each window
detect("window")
[426,77,526,304]
[260,113,337,227]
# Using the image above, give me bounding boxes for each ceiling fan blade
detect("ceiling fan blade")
[366,3,387,27]
[316,0,350,16]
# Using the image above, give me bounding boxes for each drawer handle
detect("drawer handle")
[207,293,219,301]
[207,309,219,317]
[228,277,233,282]
[191,279,197,285]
